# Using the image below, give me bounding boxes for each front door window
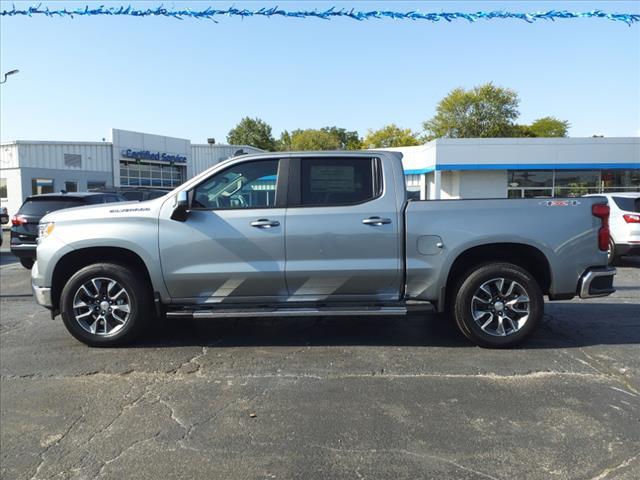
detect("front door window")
[192,160,278,209]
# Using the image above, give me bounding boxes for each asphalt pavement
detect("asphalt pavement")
[1,233,639,479]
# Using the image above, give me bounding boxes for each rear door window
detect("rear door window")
[19,198,85,216]
[612,196,640,212]
[299,157,378,206]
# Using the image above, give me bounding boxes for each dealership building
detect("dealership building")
[386,137,639,200]
[1,130,638,216]
[0,128,263,216]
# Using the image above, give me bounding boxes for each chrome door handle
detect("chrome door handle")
[251,219,280,228]
[362,216,392,226]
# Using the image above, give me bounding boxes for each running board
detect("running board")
[166,306,408,319]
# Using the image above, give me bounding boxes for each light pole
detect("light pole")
[0,70,19,84]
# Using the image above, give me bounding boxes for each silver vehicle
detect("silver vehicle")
[32,152,615,348]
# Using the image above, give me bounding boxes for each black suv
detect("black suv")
[11,192,125,269]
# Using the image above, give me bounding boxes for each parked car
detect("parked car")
[1,206,9,247]
[32,152,615,348]
[11,192,126,269]
[586,192,640,263]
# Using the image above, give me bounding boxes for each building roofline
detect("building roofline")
[432,137,639,145]
[191,144,264,150]
[1,140,111,146]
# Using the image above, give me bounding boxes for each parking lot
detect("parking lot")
[1,231,639,480]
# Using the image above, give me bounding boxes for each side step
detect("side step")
[166,306,408,319]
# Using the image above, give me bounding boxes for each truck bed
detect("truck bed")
[404,197,607,304]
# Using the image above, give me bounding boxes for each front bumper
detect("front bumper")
[31,260,52,308]
[578,266,616,299]
[32,283,52,308]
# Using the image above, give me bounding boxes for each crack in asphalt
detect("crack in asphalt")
[590,452,640,480]
[305,443,502,480]
[28,413,84,480]
[0,370,632,382]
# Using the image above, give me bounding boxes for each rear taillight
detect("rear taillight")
[592,204,610,251]
[11,215,27,226]
[623,214,640,223]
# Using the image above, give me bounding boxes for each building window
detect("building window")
[508,170,553,188]
[64,181,78,192]
[0,178,7,199]
[507,169,639,198]
[87,181,106,191]
[63,153,82,168]
[32,178,54,195]
[120,161,184,188]
[601,170,640,191]
[554,170,600,196]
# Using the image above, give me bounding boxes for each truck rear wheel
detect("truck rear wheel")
[452,262,543,348]
[60,263,152,347]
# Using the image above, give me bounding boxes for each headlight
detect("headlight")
[37,222,55,242]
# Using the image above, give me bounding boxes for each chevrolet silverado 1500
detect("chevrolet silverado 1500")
[32,151,615,347]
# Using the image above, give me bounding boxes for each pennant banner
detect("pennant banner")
[1,5,639,25]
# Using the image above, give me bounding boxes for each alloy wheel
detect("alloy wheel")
[72,277,132,336]
[470,277,530,337]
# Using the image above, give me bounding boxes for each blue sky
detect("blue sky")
[1,1,639,143]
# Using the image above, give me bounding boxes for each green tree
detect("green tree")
[528,116,570,137]
[227,117,276,151]
[423,83,520,139]
[278,127,361,151]
[276,130,293,151]
[320,127,362,150]
[511,124,538,137]
[288,129,342,151]
[362,124,421,148]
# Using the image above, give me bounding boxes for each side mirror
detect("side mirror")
[171,191,189,222]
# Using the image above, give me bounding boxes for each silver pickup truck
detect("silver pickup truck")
[32,151,615,348]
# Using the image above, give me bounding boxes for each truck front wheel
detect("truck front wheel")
[60,263,152,347]
[452,262,543,348]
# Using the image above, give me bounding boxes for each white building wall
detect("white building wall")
[0,168,23,217]
[1,141,114,215]
[16,141,112,171]
[439,171,460,199]
[459,171,508,198]
[377,144,437,172]
[1,142,19,168]
[434,137,640,168]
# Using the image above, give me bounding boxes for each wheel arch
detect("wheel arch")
[51,247,155,312]
[442,242,553,311]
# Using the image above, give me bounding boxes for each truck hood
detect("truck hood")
[41,198,163,224]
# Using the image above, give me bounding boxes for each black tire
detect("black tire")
[451,262,543,348]
[60,263,152,347]
[20,257,35,270]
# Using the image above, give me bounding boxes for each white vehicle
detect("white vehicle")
[586,192,640,263]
